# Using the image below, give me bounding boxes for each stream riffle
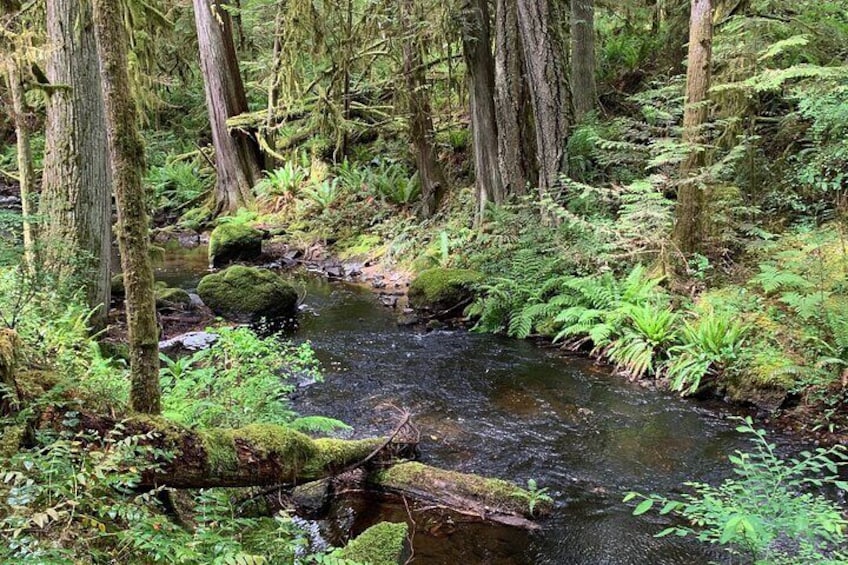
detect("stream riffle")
[159,248,754,564]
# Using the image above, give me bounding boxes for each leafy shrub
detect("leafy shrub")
[625,417,848,564]
[146,160,212,211]
[369,161,420,206]
[255,162,309,198]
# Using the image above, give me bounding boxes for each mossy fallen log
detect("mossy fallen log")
[338,522,408,565]
[366,462,551,529]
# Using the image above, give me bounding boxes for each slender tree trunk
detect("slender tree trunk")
[39,0,111,327]
[571,0,597,119]
[673,0,712,254]
[462,0,504,221]
[91,0,161,415]
[192,0,262,215]
[494,0,536,197]
[264,2,285,169]
[6,57,36,267]
[402,0,447,217]
[516,0,573,198]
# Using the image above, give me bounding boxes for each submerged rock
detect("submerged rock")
[408,268,482,317]
[208,223,263,267]
[197,265,298,323]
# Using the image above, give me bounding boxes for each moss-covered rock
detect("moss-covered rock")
[338,522,408,565]
[408,268,482,315]
[0,425,24,458]
[197,266,298,323]
[154,282,192,310]
[208,223,263,267]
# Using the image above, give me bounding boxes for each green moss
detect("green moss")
[199,428,239,475]
[209,223,263,267]
[197,266,298,322]
[154,285,192,309]
[338,522,408,565]
[233,424,316,459]
[337,234,384,260]
[178,205,213,231]
[0,425,24,459]
[111,274,125,297]
[408,268,482,312]
[15,370,60,400]
[303,437,383,475]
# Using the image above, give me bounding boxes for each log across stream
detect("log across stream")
[155,246,795,564]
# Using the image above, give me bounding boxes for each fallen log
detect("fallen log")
[366,462,551,530]
[36,410,547,529]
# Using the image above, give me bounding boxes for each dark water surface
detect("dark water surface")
[162,249,755,564]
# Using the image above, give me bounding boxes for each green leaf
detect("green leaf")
[633,499,654,516]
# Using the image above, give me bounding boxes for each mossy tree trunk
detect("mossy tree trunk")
[5,54,36,268]
[516,0,573,197]
[39,0,111,328]
[401,0,448,218]
[0,329,21,417]
[672,0,712,254]
[494,0,537,198]
[462,0,504,222]
[571,0,597,120]
[192,0,263,215]
[91,0,161,415]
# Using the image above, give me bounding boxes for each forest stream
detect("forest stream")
[157,245,783,565]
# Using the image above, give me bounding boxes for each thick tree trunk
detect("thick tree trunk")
[91,0,161,415]
[462,0,504,221]
[516,0,573,196]
[6,57,36,267]
[494,0,536,197]
[192,0,262,215]
[39,0,111,327]
[673,0,712,254]
[402,0,448,217]
[0,330,20,417]
[571,0,597,119]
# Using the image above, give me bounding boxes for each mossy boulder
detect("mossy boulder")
[209,223,263,267]
[154,282,192,310]
[408,268,482,315]
[338,522,408,565]
[197,266,298,322]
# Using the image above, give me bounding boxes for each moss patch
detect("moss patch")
[154,284,192,309]
[408,268,481,314]
[199,428,239,475]
[338,522,408,565]
[0,425,24,459]
[111,274,125,297]
[209,223,263,267]
[197,266,298,322]
[303,437,383,476]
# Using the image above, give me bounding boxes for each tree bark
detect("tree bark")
[494,0,536,197]
[672,0,712,254]
[39,0,111,328]
[192,0,263,215]
[91,0,161,415]
[571,0,597,120]
[5,56,36,268]
[462,0,504,221]
[516,0,573,196]
[402,0,448,217]
[0,329,20,417]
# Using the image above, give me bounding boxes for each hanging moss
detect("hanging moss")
[338,522,408,565]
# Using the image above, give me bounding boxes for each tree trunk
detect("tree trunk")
[571,0,597,119]
[91,0,161,415]
[516,0,573,196]
[402,0,448,217]
[494,0,536,197]
[672,0,712,254]
[5,56,36,268]
[39,0,111,328]
[0,329,21,417]
[462,0,504,221]
[192,0,262,215]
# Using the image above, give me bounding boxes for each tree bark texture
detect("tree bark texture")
[0,330,20,417]
[494,0,536,197]
[193,0,262,215]
[39,0,111,327]
[462,0,504,220]
[673,0,712,254]
[570,0,597,119]
[517,0,573,196]
[402,0,448,217]
[91,0,161,415]
[6,57,36,267]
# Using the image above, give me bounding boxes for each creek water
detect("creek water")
[160,246,762,564]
